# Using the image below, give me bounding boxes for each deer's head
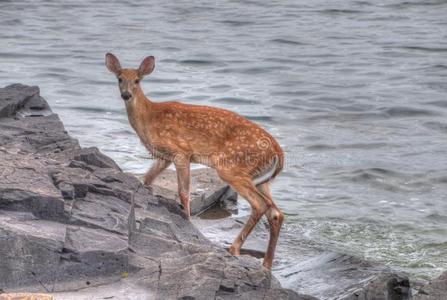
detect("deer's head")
[105,53,155,102]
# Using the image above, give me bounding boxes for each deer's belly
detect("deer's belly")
[150,146,174,161]
[190,154,213,167]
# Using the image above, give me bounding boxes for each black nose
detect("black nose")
[121,92,132,100]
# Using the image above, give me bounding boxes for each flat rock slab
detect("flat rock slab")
[151,168,237,215]
[0,84,304,299]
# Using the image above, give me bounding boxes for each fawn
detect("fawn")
[105,53,285,269]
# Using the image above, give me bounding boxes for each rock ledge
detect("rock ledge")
[0,84,308,299]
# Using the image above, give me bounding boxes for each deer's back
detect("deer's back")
[148,101,283,176]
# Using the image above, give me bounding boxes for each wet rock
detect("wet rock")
[278,253,410,300]
[195,213,412,300]
[152,168,238,215]
[193,214,268,257]
[414,271,447,300]
[0,84,303,299]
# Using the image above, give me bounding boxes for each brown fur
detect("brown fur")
[106,53,285,269]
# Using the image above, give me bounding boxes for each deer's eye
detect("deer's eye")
[135,79,140,84]
[118,78,123,83]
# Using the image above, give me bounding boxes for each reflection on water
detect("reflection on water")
[1,0,446,281]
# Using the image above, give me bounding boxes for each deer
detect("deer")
[105,53,285,269]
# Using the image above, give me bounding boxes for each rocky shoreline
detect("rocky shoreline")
[0,84,307,299]
[0,84,445,299]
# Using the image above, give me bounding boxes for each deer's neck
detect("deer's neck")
[125,88,153,145]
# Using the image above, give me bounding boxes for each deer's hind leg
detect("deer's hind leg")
[257,182,284,269]
[217,172,269,257]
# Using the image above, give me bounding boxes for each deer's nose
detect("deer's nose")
[121,92,132,101]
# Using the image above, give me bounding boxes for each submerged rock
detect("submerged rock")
[0,84,306,299]
[414,271,447,300]
[194,201,412,299]
[277,253,410,299]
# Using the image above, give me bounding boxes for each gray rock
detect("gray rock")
[0,211,66,288]
[0,84,41,117]
[72,147,122,171]
[0,84,304,299]
[195,212,412,300]
[414,271,447,300]
[151,168,237,215]
[0,152,65,221]
[278,253,410,300]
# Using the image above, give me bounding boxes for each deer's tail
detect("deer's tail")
[253,153,284,186]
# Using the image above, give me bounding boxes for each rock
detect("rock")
[278,253,410,300]
[72,147,122,171]
[195,213,412,300]
[0,211,66,288]
[151,168,238,215]
[414,271,447,300]
[193,214,268,257]
[0,84,304,299]
[0,84,41,118]
[50,279,155,300]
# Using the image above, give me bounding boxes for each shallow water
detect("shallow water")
[1,0,446,282]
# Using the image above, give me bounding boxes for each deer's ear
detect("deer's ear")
[138,56,155,77]
[105,53,122,75]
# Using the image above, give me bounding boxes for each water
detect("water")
[1,0,446,283]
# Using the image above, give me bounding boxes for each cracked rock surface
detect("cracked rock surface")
[0,84,310,299]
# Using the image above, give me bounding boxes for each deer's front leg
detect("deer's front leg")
[174,156,191,219]
[144,159,171,186]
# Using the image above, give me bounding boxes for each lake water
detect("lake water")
[1,0,446,283]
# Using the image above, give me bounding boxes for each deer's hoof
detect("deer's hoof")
[229,246,240,256]
[262,260,273,270]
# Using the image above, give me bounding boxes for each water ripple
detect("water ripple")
[0,0,446,283]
